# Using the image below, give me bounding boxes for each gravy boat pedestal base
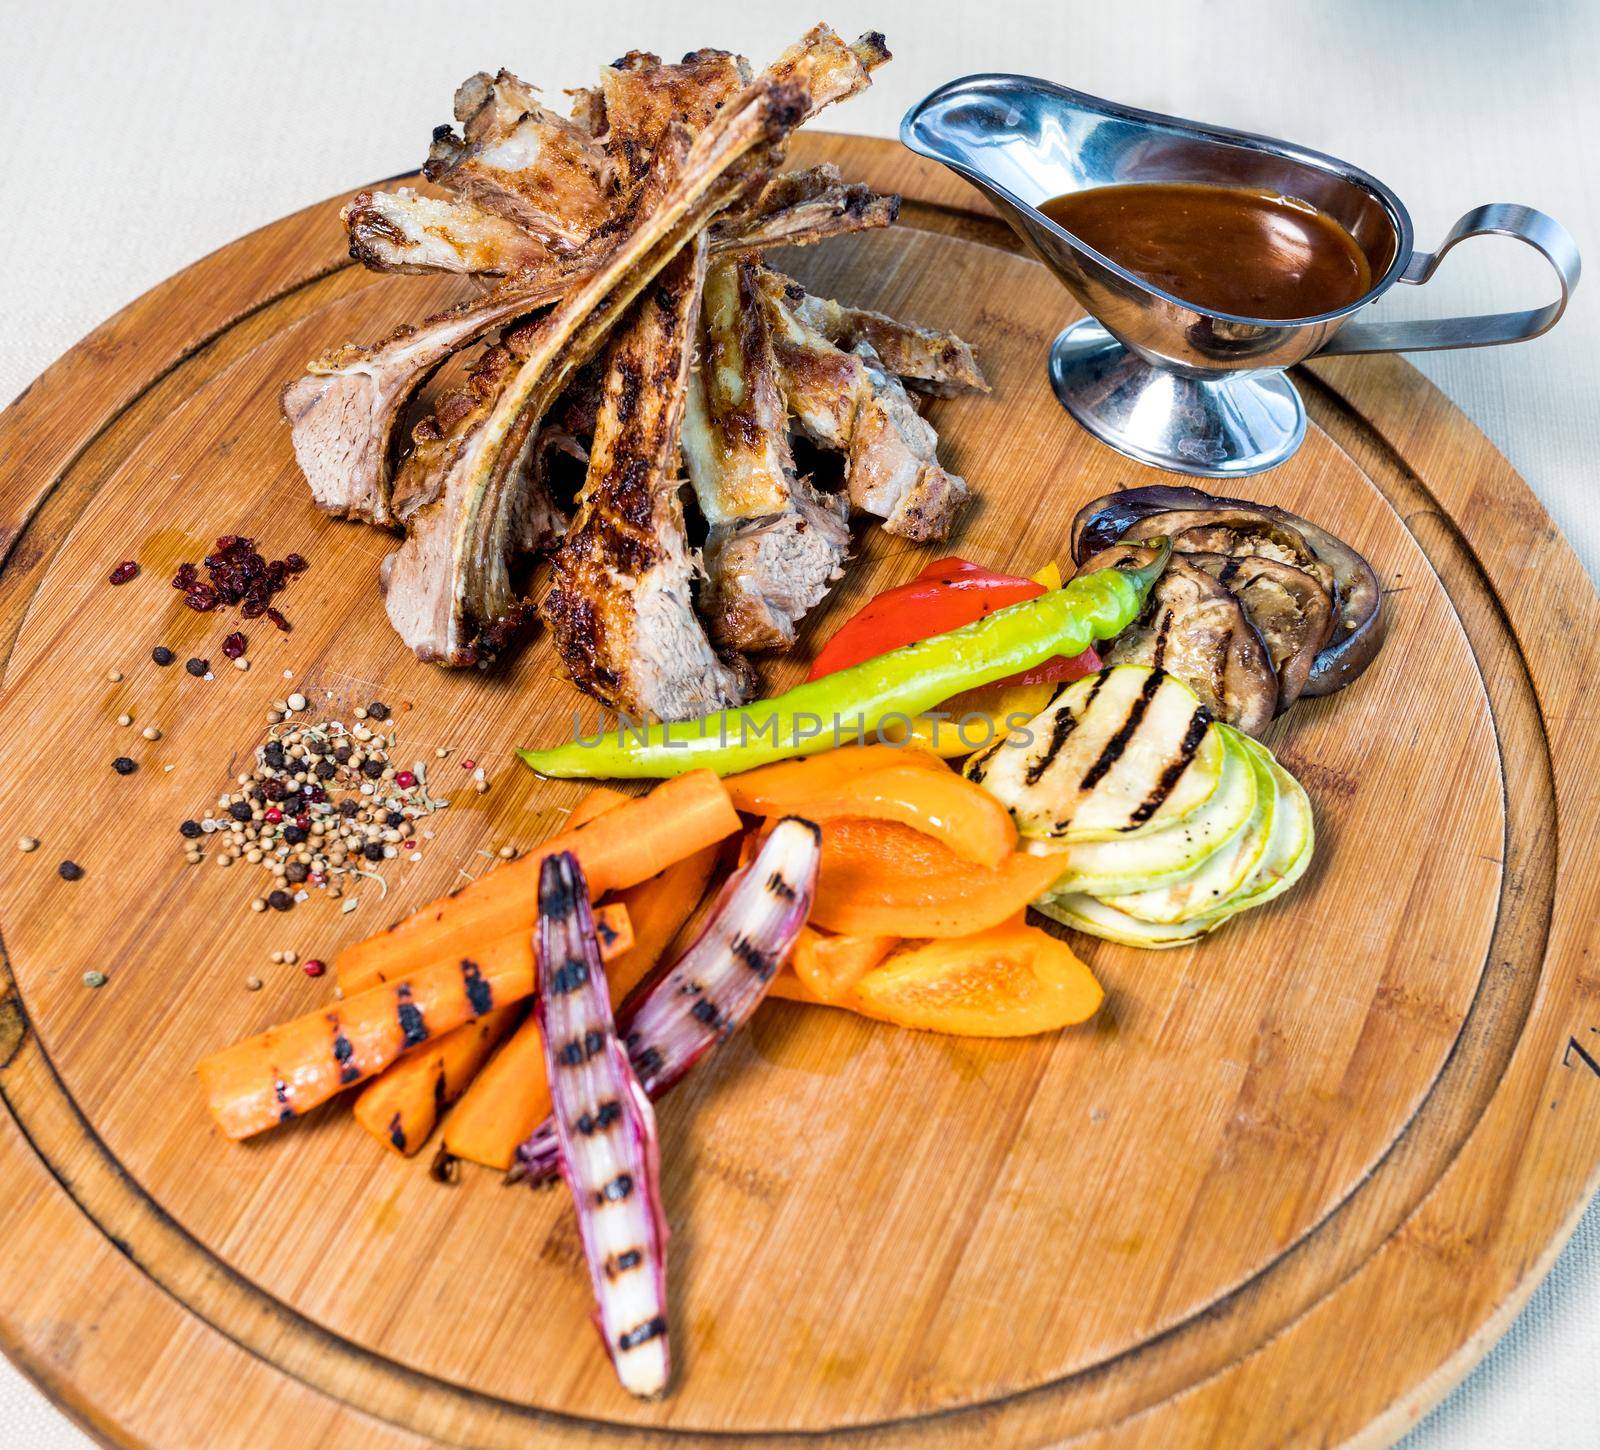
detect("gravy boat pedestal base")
[1049,319,1305,477]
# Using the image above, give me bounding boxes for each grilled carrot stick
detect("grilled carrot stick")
[197,933,538,1141]
[333,771,739,990]
[438,842,719,1172]
[340,900,633,995]
[352,1004,522,1155]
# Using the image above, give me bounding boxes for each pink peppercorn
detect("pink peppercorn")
[395,770,416,789]
[302,959,325,978]
[460,759,476,771]
[264,808,283,824]
[295,814,311,831]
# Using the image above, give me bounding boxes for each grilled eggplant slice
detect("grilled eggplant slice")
[966,664,1221,842]
[1102,557,1278,736]
[1186,552,1335,711]
[1024,719,1255,897]
[1071,485,1383,698]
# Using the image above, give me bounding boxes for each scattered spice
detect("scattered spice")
[367,702,390,721]
[287,692,308,711]
[83,971,108,988]
[117,713,133,727]
[58,860,84,881]
[107,561,139,586]
[112,757,138,776]
[172,535,308,630]
[142,726,162,741]
[152,647,176,666]
[246,975,263,992]
[233,656,251,672]
[222,631,248,659]
[18,837,38,852]
[302,959,326,978]
[185,657,209,677]
[107,669,123,683]
[175,707,448,912]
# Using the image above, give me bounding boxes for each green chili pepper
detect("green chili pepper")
[520,542,1171,780]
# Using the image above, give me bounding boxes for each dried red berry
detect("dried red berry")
[266,608,290,632]
[221,631,247,659]
[171,562,198,590]
[108,560,140,585]
[284,553,309,574]
[184,584,218,612]
[302,959,326,978]
[395,770,417,789]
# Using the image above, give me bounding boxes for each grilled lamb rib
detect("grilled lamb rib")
[424,70,613,248]
[543,236,752,719]
[759,268,988,396]
[383,79,807,664]
[682,258,849,653]
[758,274,970,541]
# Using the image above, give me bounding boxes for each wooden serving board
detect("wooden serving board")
[0,134,1597,1449]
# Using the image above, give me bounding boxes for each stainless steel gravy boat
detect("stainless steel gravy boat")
[902,74,1580,476]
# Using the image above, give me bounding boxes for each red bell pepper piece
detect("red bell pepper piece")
[808,557,1101,687]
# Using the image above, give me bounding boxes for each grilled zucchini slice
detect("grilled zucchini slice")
[966,665,1221,842]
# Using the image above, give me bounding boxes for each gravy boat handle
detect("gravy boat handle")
[1318,203,1580,355]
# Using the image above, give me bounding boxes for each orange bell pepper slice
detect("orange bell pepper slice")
[851,920,1102,1036]
[810,818,1065,937]
[788,924,900,1003]
[725,751,1016,867]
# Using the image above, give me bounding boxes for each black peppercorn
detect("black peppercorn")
[362,841,385,862]
[314,759,336,780]
[151,646,176,666]
[361,758,384,779]
[263,742,286,769]
[366,702,390,721]
[385,811,405,827]
[334,744,352,764]
[283,824,306,845]
[179,820,202,839]
[112,756,138,775]
[58,860,84,881]
[262,778,287,800]
[185,657,209,677]
[338,799,360,818]
[228,800,253,822]
[267,890,293,911]
[284,861,310,884]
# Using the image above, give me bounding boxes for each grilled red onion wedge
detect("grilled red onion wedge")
[536,851,670,1398]
[514,816,820,1185]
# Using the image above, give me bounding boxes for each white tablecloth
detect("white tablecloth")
[2,1,1596,1444]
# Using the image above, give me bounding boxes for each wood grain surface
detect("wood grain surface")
[0,134,1596,1449]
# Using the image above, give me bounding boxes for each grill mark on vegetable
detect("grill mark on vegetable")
[461,959,493,1014]
[1212,628,1231,707]
[605,1249,643,1278]
[396,984,428,1047]
[599,1173,634,1204]
[1150,607,1174,670]
[631,1043,665,1081]
[548,956,591,994]
[731,934,775,979]
[1080,668,1166,792]
[1127,707,1213,826]
[618,1316,667,1350]
[1025,707,1078,786]
[691,998,727,1031]
[387,1111,407,1152]
[274,1076,293,1123]
[1218,557,1243,587]
[766,870,797,901]
[578,1101,622,1135]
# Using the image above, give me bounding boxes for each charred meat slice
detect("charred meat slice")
[759,269,987,396]
[280,277,568,527]
[682,257,848,652]
[700,480,849,652]
[543,236,751,720]
[383,79,807,664]
[1186,552,1335,711]
[595,49,751,184]
[1104,556,1277,736]
[341,188,556,277]
[762,280,968,541]
[425,69,614,248]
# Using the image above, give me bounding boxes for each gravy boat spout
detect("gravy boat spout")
[902,74,1579,476]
